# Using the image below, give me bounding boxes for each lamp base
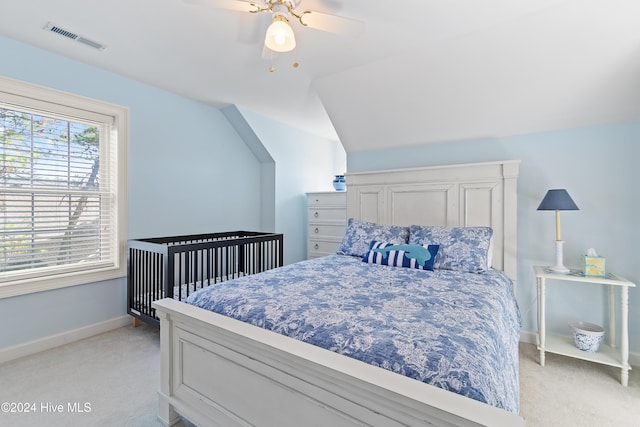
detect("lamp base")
[548,264,570,274]
[548,240,570,274]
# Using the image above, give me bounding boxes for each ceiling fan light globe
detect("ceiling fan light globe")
[265,18,296,52]
[274,33,286,45]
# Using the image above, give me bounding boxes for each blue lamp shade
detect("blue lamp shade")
[537,189,579,211]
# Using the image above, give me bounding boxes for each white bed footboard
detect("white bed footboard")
[153,298,525,427]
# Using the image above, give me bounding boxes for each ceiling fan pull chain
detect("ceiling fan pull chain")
[268,49,276,72]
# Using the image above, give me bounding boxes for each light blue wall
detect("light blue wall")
[0,35,263,349]
[349,122,640,353]
[221,105,276,232]
[237,107,346,265]
[128,96,263,238]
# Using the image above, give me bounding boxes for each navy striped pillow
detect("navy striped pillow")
[362,241,440,271]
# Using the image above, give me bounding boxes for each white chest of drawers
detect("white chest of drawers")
[306,192,347,259]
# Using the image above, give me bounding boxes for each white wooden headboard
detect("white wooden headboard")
[346,160,520,284]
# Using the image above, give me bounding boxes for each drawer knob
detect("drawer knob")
[314,243,319,249]
[314,212,319,218]
[314,227,319,233]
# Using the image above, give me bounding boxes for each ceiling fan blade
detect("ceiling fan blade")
[301,0,343,14]
[183,0,260,13]
[298,10,365,37]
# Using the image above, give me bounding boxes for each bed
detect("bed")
[152,160,525,426]
[127,231,283,326]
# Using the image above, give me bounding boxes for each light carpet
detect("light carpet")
[0,324,638,426]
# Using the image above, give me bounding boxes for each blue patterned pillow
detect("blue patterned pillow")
[362,241,440,271]
[409,225,493,273]
[338,218,409,257]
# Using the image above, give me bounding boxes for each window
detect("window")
[0,77,128,297]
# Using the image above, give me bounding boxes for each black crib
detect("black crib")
[127,231,284,327]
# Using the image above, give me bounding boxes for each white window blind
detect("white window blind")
[0,77,128,297]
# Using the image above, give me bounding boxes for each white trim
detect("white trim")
[0,315,130,364]
[631,352,640,368]
[0,75,129,299]
[0,76,119,122]
[520,330,537,345]
[0,269,127,299]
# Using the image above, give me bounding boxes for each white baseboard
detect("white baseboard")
[0,315,131,364]
[520,330,537,345]
[520,330,639,368]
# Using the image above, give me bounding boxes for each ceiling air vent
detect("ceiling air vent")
[43,22,106,51]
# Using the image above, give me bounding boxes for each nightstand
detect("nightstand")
[534,265,635,386]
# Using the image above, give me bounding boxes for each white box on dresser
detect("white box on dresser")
[306,191,347,259]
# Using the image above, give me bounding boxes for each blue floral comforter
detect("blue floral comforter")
[184,254,521,412]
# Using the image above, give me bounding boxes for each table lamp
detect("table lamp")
[537,189,579,273]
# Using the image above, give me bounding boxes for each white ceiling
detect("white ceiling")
[1,0,639,152]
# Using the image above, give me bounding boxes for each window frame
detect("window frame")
[0,76,128,298]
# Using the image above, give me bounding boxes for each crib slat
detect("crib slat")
[127,232,284,327]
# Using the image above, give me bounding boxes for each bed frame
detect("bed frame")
[153,160,525,426]
[128,231,283,327]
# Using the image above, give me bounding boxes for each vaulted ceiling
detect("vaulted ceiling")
[1,0,639,152]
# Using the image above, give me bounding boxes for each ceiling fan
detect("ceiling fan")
[185,0,365,55]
